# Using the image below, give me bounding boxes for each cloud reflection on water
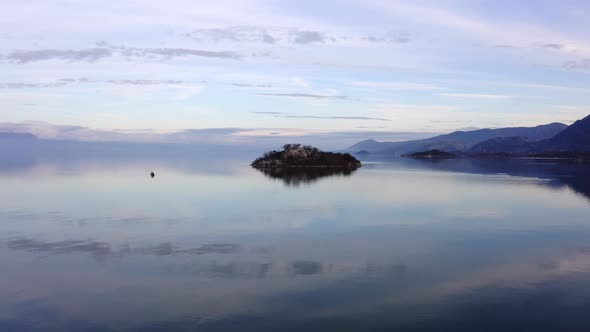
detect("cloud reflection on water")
[2,155,590,330]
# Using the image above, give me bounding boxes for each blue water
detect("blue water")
[2,154,590,331]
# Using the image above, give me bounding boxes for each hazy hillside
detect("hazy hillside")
[468,136,534,154]
[466,114,590,155]
[346,123,567,156]
[540,114,590,153]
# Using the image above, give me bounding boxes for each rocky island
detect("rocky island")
[252,144,362,169]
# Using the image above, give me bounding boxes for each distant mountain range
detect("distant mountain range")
[346,122,568,156]
[469,114,590,155]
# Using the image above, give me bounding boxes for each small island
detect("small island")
[355,150,371,156]
[402,149,457,159]
[252,144,362,169]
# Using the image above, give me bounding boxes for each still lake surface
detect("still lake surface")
[2,153,590,331]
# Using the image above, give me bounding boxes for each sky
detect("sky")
[1,0,590,146]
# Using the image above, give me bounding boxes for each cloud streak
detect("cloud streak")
[106,79,185,85]
[351,81,446,91]
[185,25,411,46]
[0,78,194,89]
[232,83,273,88]
[0,82,67,89]
[188,26,277,44]
[253,111,390,121]
[5,48,112,63]
[257,93,347,100]
[116,46,242,60]
[2,46,242,64]
[274,115,391,122]
[440,93,513,99]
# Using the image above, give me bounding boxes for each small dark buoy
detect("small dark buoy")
[150,171,155,178]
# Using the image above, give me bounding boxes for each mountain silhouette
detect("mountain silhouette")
[540,114,590,153]
[346,123,566,156]
[467,114,590,155]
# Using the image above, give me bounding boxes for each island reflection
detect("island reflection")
[255,167,357,186]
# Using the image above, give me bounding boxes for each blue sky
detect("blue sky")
[1,0,590,143]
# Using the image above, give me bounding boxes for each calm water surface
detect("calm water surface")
[2,155,590,331]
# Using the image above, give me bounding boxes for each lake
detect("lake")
[2,153,590,331]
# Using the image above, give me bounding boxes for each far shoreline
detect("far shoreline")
[357,151,590,162]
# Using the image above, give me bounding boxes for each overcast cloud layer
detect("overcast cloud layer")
[1,0,590,145]
[0,121,433,150]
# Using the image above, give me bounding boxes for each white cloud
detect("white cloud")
[1,0,590,132]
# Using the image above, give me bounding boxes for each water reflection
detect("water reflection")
[290,260,324,276]
[255,167,357,186]
[6,238,113,258]
[3,237,240,259]
[4,229,590,331]
[362,156,590,201]
[2,154,590,331]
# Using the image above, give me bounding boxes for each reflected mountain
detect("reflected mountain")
[362,156,590,202]
[256,167,357,186]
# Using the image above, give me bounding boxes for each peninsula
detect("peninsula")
[252,144,362,169]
